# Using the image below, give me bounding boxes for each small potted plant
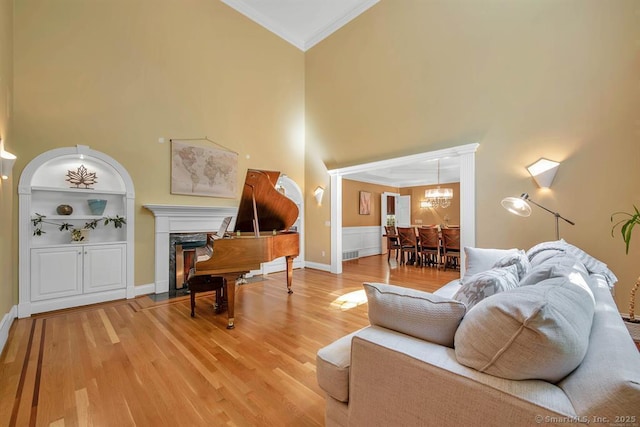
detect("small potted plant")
[611,205,640,323]
[32,213,126,242]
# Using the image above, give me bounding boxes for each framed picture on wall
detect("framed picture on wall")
[359,191,371,215]
[171,140,238,198]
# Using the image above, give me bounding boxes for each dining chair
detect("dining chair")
[384,225,401,262]
[441,228,461,271]
[417,226,440,267]
[397,226,419,266]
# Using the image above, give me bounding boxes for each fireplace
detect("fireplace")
[143,204,237,294]
[169,233,207,296]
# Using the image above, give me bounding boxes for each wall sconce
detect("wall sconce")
[0,139,17,180]
[313,186,325,205]
[527,158,560,189]
[420,200,433,209]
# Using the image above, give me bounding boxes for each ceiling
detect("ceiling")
[222,0,461,187]
[341,157,461,188]
[221,0,380,51]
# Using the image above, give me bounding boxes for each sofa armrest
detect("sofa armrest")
[316,329,362,402]
[347,326,577,426]
[433,279,462,299]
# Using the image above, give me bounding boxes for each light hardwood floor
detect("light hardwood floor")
[0,255,459,427]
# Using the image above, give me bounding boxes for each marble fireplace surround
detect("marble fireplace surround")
[144,204,237,294]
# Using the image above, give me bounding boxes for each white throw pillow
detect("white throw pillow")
[454,277,595,382]
[519,254,588,287]
[463,247,519,283]
[453,265,520,310]
[526,240,567,266]
[363,283,466,348]
[492,249,531,280]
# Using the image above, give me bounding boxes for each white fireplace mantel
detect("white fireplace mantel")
[144,204,237,293]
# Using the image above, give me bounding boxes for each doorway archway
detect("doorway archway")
[328,142,479,274]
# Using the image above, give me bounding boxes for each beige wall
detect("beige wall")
[305,0,640,310]
[342,179,398,226]
[0,0,14,316]
[12,0,305,293]
[5,0,640,317]
[403,183,461,227]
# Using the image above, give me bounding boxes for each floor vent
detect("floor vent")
[343,250,359,260]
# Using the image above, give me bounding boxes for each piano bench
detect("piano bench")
[187,275,227,318]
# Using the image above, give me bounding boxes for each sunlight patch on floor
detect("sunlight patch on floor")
[330,289,368,311]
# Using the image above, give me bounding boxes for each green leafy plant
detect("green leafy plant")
[32,213,126,237]
[611,205,640,254]
[611,205,640,322]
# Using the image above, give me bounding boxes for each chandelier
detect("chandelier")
[422,159,453,208]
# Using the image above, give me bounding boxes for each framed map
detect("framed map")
[171,140,238,198]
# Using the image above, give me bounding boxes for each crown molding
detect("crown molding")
[221,0,306,50]
[303,0,379,51]
[221,0,379,52]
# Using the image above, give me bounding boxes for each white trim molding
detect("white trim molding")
[221,0,379,51]
[0,306,17,357]
[328,143,479,275]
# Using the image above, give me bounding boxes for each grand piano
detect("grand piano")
[191,169,300,329]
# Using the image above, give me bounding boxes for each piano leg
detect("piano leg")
[224,274,237,329]
[286,255,294,294]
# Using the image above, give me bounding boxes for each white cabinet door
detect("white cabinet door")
[83,244,126,293]
[31,247,83,301]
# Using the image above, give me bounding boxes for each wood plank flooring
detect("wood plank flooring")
[0,255,459,427]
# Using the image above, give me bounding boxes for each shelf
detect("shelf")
[31,186,126,195]
[31,241,127,249]
[31,215,124,221]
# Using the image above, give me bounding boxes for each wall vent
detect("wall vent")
[343,250,359,260]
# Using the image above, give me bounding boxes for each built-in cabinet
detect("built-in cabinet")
[30,243,126,302]
[18,145,135,317]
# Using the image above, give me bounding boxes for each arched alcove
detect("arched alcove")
[18,145,135,317]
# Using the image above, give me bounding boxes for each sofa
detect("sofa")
[316,241,640,426]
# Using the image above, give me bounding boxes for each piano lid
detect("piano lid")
[234,169,299,233]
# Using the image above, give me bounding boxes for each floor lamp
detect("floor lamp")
[501,193,575,240]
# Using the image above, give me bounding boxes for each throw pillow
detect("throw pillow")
[463,247,520,282]
[363,283,466,348]
[492,249,531,280]
[454,278,595,382]
[526,240,567,266]
[518,254,588,287]
[453,265,520,310]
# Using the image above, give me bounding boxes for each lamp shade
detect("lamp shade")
[527,158,559,189]
[501,196,532,217]
[424,187,453,199]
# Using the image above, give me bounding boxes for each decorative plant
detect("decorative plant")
[32,213,126,239]
[611,205,640,322]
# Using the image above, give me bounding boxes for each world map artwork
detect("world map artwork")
[171,141,238,198]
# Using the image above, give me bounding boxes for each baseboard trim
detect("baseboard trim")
[0,305,17,357]
[304,262,331,272]
[135,283,156,297]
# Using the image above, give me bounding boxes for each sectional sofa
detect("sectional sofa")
[317,241,640,426]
